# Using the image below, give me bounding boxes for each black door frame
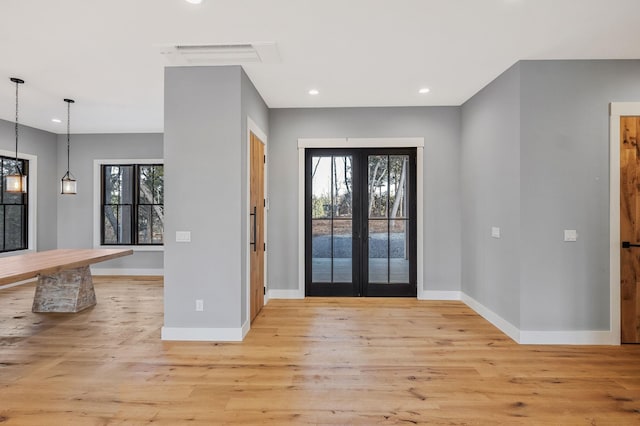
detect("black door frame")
[305,148,417,297]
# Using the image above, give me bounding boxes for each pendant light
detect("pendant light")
[5,77,27,193]
[60,98,77,194]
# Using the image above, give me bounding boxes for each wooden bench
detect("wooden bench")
[0,248,133,313]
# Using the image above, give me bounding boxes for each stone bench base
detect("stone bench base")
[32,266,96,313]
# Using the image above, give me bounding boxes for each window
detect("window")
[101,163,163,246]
[0,155,28,253]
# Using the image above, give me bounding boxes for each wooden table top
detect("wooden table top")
[0,248,133,286]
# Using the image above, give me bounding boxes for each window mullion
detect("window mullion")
[132,165,138,245]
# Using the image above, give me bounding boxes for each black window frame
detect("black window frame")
[0,155,29,253]
[100,163,164,246]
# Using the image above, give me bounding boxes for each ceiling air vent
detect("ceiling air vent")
[159,42,280,66]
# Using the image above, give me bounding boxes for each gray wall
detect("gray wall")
[519,60,640,331]
[268,107,462,293]
[0,119,58,251]
[240,70,269,324]
[461,59,640,332]
[164,66,244,329]
[56,133,163,270]
[461,63,521,327]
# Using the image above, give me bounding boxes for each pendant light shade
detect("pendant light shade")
[61,98,77,195]
[5,77,27,193]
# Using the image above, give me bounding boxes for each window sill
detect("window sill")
[0,248,35,258]
[95,245,164,252]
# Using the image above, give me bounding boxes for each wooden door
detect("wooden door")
[620,116,640,343]
[250,132,265,322]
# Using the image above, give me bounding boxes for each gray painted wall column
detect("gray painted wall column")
[240,70,269,324]
[164,66,252,336]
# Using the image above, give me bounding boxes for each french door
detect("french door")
[305,148,417,297]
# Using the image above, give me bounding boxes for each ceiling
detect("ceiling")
[1,0,640,134]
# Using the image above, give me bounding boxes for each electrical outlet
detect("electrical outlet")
[195,299,204,311]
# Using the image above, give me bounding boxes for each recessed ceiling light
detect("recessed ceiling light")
[51,118,62,123]
[418,88,430,94]
[308,89,319,95]
[185,0,202,4]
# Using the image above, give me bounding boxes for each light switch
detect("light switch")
[564,230,578,242]
[491,226,501,238]
[176,231,191,242]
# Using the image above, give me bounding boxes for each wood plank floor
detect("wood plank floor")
[1,277,639,425]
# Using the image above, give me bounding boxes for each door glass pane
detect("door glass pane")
[312,219,331,282]
[311,157,332,219]
[368,155,388,218]
[389,156,409,219]
[311,155,353,284]
[369,219,388,283]
[333,219,352,282]
[390,219,410,283]
[333,156,352,218]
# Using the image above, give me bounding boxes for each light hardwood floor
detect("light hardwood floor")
[1,277,639,425]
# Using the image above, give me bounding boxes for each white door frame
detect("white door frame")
[297,137,425,298]
[609,102,640,345]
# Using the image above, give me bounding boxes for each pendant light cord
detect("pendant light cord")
[14,80,19,171]
[67,99,71,174]
[63,98,74,178]
[10,78,25,176]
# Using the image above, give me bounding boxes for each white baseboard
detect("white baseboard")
[419,290,461,300]
[519,330,618,345]
[161,326,245,342]
[241,320,250,339]
[268,289,305,299]
[460,292,619,345]
[91,268,164,276]
[0,278,36,290]
[461,292,520,343]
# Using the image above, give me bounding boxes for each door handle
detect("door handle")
[250,206,257,252]
[622,241,640,248]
